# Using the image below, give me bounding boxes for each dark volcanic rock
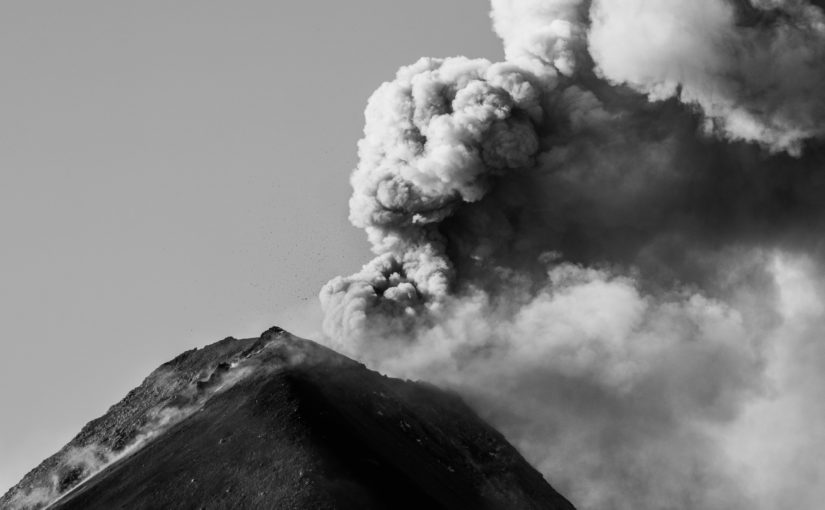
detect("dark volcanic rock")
[2,327,575,510]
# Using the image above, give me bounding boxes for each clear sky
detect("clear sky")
[0,0,503,493]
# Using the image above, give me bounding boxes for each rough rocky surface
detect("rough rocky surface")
[1,327,575,510]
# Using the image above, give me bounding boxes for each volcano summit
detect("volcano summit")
[2,327,575,510]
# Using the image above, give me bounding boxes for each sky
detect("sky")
[0,0,503,493]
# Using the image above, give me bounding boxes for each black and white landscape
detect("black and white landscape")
[4,1,825,509]
[3,328,574,509]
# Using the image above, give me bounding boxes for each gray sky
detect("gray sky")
[0,0,502,493]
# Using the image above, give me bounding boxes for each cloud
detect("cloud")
[491,0,825,153]
[319,1,825,508]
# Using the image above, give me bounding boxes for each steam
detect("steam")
[320,1,825,509]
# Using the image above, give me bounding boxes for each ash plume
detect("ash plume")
[320,1,825,509]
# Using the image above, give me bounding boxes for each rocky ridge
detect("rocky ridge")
[2,327,575,510]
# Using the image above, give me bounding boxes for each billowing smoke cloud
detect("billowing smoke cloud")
[321,56,542,347]
[494,0,825,154]
[320,1,825,509]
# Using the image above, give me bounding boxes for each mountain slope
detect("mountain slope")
[2,327,575,510]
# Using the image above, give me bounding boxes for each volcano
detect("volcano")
[2,327,575,510]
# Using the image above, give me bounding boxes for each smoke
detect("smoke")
[332,254,825,509]
[321,56,543,348]
[6,446,110,510]
[318,1,825,509]
[494,0,825,154]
